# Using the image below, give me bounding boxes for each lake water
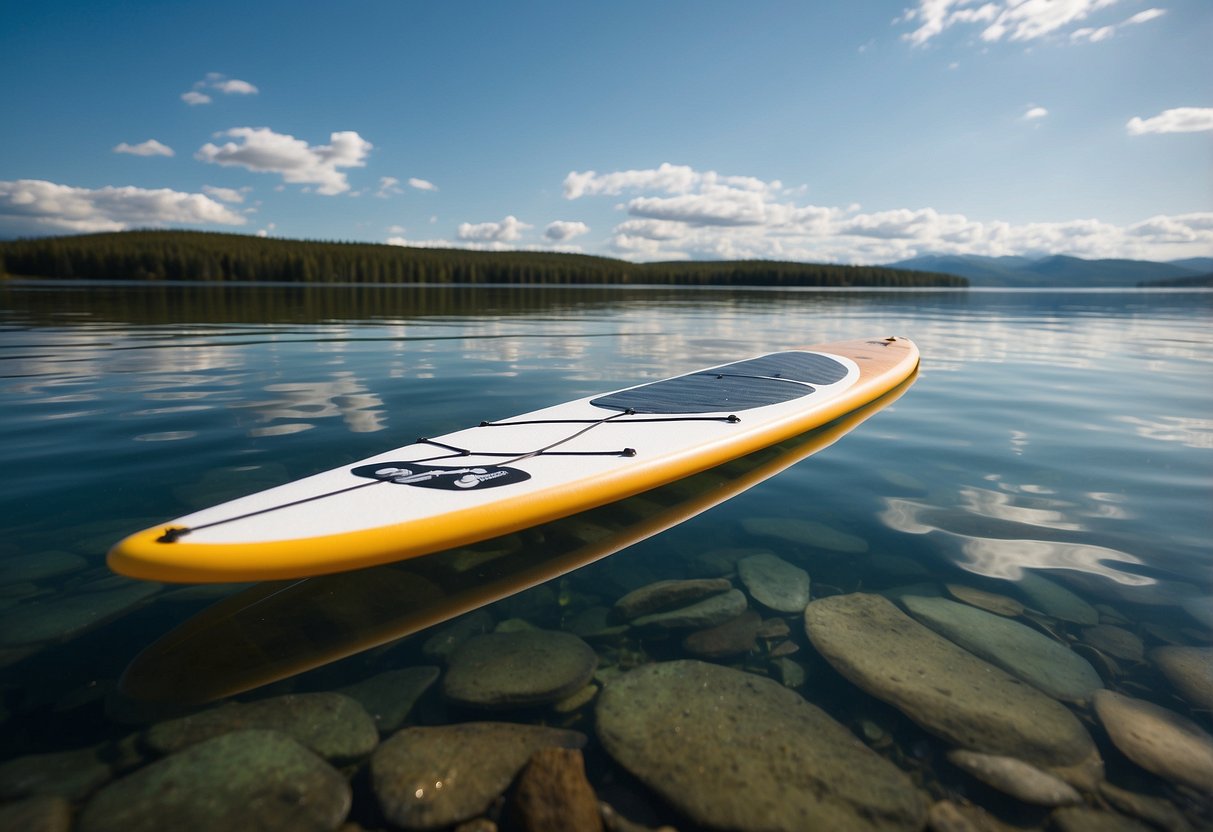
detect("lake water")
[1,281,1210,830]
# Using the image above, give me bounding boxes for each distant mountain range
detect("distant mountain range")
[887,254,1213,288]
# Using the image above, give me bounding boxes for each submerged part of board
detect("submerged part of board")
[108,336,919,583]
[115,372,916,711]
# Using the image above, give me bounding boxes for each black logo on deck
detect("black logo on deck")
[351,462,530,491]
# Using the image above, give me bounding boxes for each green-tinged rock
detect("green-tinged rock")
[1011,572,1098,626]
[1050,806,1153,832]
[443,630,597,709]
[1097,782,1191,832]
[0,551,86,585]
[371,722,586,831]
[944,583,1024,617]
[945,750,1081,806]
[614,578,732,621]
[804,593,1099,769]
[78,729,349,832]
[0,745,111,801]
[1093,690,1213,794]
[1150,645,1213,710]
[337,667,440,734]
[0,582,159,646]
[144,692,378,764]
[682,610,762,659]
[902,595,1103,703]
[0,794,71,832]
[926,799,1021,832]
[742,517,868,553]
[595,660,927,832]
[737,553,810,613]
[421,609,495,661]
[1081,625,1144,662]
[631,588,746,629]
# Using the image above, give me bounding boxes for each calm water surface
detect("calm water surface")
[0,281,1210,829]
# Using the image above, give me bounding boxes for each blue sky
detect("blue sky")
[2,0,1210,263]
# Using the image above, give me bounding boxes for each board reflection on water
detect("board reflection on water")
[0,282,1210,831]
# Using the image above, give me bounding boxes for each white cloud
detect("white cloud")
[565,163,1213,263]
[456,215,532,242]
[1023,106,1049,120]
[544,220,589,242]
[202,185,247,203]
[182,73,259,104]
[564,163,776,200]
[375,176,403,198]
[196,127,372,195]
[901,1,1162,47]
[408,177,438,191]
[1126,107,1213,135]
[0,179,247,234]
[113,139,175,157]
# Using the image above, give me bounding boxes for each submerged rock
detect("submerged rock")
[443,630,597,709]
[144,692,378,764]
[0,794,71,832]
[630,588,747,630]
[336,666,440,734]
[613,578,732,621]
[804,593,1099,770]
[421,609,495,661]
[1150,645,1213,710]
[78,729,349,832]
[595,660,927,832]
[1011,572,1098,626]
[371,722,586,831]
[682,610,762,659]
[0,744,112,801]
[1093,689,1213,794]
[0,551,86,585]
[507,747,603,832]
[945,750,1081,806]
[737,553,810,613]
[902,595,1103,703]
[1097,782,1191,832]
[944,583,1024,617]
[0,582,159,647]
[1050,806,1154,832]
[742,517,868,553]
[1080,624,1144,662]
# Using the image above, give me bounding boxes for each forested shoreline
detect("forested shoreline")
[0,230,967,287]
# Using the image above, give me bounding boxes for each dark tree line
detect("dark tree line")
[0,230,968,287]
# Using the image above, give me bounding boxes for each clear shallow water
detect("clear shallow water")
[0,281,1210,828]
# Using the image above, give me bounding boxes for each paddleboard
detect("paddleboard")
[108,336,919,583]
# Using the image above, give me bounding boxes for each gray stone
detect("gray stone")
[1150,645,1213,710]
[1097,782,1192,832]
[902,595,1103,703]
[0,745,111,801]
[0,582,159,646]
[1081,624,1144,662]
[567,605,629,640]
[336,666,440,734]
[422,609,495,661]
[945,750,1081,806]
[1093,689,1213,794]
[613,578,732,621]
[78,729,349,832]
[0,794,71,832]
[0,551,86,585]
[926,799,1020,832]
[804,594,1099,771]
[596,660,927,832]
[144,692,378,764]
[742,517,868,553]
[371,722,586,831]
[737,553,810,613]
[631,588,747,629]
[1011,572,1098,626]
[443,630,597,709]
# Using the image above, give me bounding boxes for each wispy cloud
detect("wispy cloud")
[900,1,1165,47]
[0,179,246,234]
[408,177,438,192]
[181,72,260,105]
[202,185,248,203]
[456,215,532,242]
[195,127,372,195]
[1023,106,1049,121]
[1126,107,1213,135]
[375,176,403,198]
[113,139,175,157]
